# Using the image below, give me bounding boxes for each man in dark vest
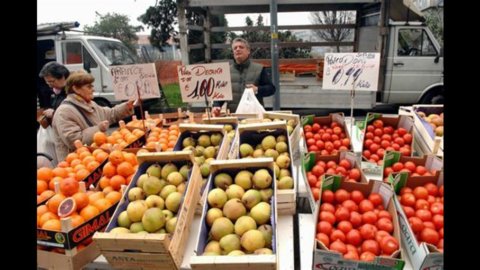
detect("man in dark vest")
[212,38,276,116]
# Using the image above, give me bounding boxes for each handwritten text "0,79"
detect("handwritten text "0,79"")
[186,78,228,100]
[123,80,155,97]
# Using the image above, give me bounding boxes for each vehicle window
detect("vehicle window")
[397,29,438,57]
[88,39,138,66]
[82,46,98,68]
[63,42,83,64]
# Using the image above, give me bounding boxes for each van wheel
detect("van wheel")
[94,98,111,107]
[419,88,444,104]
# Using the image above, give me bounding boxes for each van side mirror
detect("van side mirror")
[434,47,443,63]
[83,61,91,73]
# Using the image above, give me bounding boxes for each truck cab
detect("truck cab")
[37,22,139,107]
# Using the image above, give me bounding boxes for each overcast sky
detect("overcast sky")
[37,0,312,35]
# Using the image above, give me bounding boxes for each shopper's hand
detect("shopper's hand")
[133,98,141,107]
[43,108,54,118]
[212,107,222,117]
[98,120,110,132]
[245,84,258,94]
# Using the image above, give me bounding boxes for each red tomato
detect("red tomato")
[311,165,325,177]
[363,150,371,159]
[344,251,359,260]
[415,199,430,210]
[350,190,365,204]
[329,239,347,255]
[392,162,404,172]
[320,202,335,213]
[331,121,340,128]
[341,138,350,147]
[374,128,383,137]
[359,199,375,213]
[415,166,428,175]
[330,229,346,242]
[396,127,408,136]
[316,233,330,247]
[362,239,380,255]
[415,209,433,222]
[394,137,405,146]
[319,211,336,225]
[360,224,378,240]
[420,228,440,245]
[400,193,416,207]
[304,125,312,132]
[339,159,351,170]
[324,142,334,152]
[432,214,444,230]
[380,236,399,255]
[399,187,412,195]
[413,186,429,200]
[321,190,335,203]
[430,202,444,215]
[377,210,392,220]
[424,182,439,196]
[313,133,322,141]
[439,185,444,197]
[317,221,333,235]
[383,126,394,135]
[372,119,384,129]
[349,211,363,228]
[408,216,424,233]
[375,230,391,243]
[342,200,359,212]
[321,133,331,142]
[376,217,393,233]
[312,187,320,201]
[308,145,319,152]
[337,221,354,234]
[346,229,362,246]
[366,125,375,132]
[362,211,378,225]
[335,206,351,222]
[402,206,415,218]
[360,251,376,262]
[368,193,383,207]
[304,131,314,139]
[307,175,317,187]
[404,161,416,172]
[403,133,413,144]
[348,168,361,181]
[312,123,321,132]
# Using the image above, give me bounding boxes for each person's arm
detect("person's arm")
[256,68,276,97]
[95,100,134,124]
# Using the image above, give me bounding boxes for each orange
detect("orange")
[95,151,109,163]
[123,152,137,166]
[116,161,135,178]
[109,175,126,191]
[105,191,122,204]
[57,161,70,168]
[69,159,82,168]
[98,176,111,190]
[65,153,79,164]
[72,192,90,211]
[39,212,58,227]
[69,213,85,228]
[37,205,49,217]
[47,193,66,214]
[37,180,48,195]
[91,148,104,157]
[60,178,80,196]
[37,167,53,182]
[52,167,69,178]
[42,219,62,231]
[92,198,113,212]
[88,191,105,203]
[78,150,92,161]
[125,174,134,185]
[75,168,91,181]
[102,162,117,178]
[39,190,56,202]
[102,186,114,194]
[86,160,100,172]
[93,131,108,146]
[82,156,96,167]
[109,150,125,166]
[80,205,100,221]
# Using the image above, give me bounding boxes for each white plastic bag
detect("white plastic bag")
[235,88,266,117]
[37,126,58,167]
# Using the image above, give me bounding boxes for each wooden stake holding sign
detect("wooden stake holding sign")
[323,53,381,131]
[177,62,233,119]
[110,63,161,138]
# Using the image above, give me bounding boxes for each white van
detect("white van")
[37,22,140,107]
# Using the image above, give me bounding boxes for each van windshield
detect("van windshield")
[87,39,138,66]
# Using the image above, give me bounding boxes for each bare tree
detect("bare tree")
[310,11,356,52]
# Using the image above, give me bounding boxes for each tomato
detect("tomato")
[316,233,330,247]
[432,214,444,230]
[311,165,325,177]
[368,193,383,207]
[372,119,384,129]
[349,168,361,181]
[317,221,333,235]
[330,239,347,255]
[363,150,371,159]
[308,145,319,152]
[375,230,391,243]
[320,202,335,213]
[397,127,408,136]
[313,133,322,141]
[392,162,404,172]
[321,133,331,142]
[374,128,383,137]
[380,236,399,255]
[376,217,393,233]
[370,154,380,162]
[349,211,363,228]
[408,216,424,233]
[331,121,340,128]
[307,175,317,187]
[415,199,430,210]
[304,124,312,132]
[400,193,416,207]
[362,239,380,255]
[332,126,342,135]
[359,199,375,213]
[312,187,320,201]
[360,224,378,240]
[369,143,380,153]
[403,133,413,144]
[342,200,359,212]
[420,227,440,245]
[338,159,351,170]
[366,125,375,132]
[350,190,365,204]
[362,211,378,225]
[319,211,336,225]
[399,187,412,195]
[342,138,350,147]
[439,185,444,197]
[330,229,346,242]
[335,166,347,176]
[337,221,353,234]
[344,250,359,260]
[415,209,432,222]
[430,202,444,215]
[424,182,439,196]
[383,126,394,135]
[360,251,376,262]
[321,190,335,203]
[402,206,415,218]
[324,141,334,152]
[394,137,405,146]
[377,210,392,220]
[415,165,428,175]
[335,206,351,222]
[346,229,362,246]
[404,161,416,172]
[312,123,321,132]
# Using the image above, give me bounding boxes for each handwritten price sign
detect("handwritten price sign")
[177,62,232,103]
[323,53,380,91]
[111,63,160,100]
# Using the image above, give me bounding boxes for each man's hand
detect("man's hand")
[245,84,258,94]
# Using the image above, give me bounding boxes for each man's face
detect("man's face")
[44,75,66,90]
[232,41,250,64]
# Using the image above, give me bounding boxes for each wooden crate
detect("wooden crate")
[190,158,278,270]
[237,122,297,214]
[93,151,202,270]
[411,105,443,158]
[37,242,100,270]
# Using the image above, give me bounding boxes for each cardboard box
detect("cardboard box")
[390,172,444,270]
[237,122,296,214]
[190,158,278,270]
[312,178,405,270]
[411,105,443,158]
[93,151,202,270]
[383,152,443,183]
[37,242,101,270]
[301,151,366,214]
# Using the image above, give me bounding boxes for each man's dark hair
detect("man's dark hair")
[38,61,70,79]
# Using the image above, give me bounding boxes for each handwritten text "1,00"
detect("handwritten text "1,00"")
[187,78,227,99]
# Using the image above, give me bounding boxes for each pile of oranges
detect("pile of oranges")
[144,124,180,151]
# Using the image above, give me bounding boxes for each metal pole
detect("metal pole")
[270,0,280,110]
[177,0,189,65]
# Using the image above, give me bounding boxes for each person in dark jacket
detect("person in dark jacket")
[212,38,275,116]
[38,61,70,123]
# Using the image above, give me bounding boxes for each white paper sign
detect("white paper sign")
[110,63,160,100]
[177,62,232,103]
[323,53,380,91]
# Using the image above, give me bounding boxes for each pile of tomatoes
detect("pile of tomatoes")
[398,182,444,252]
[304,121,351,156]
[383,161,439,182]
[362,119,413,165]
[315,189,400,262]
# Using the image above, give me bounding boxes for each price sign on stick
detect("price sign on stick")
[323,53,380,91]
[177,62,232,103]
[111,63,160,100]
